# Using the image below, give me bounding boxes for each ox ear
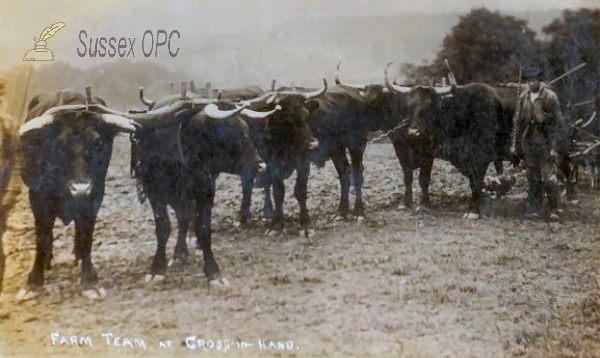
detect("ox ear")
[305,100,320,113]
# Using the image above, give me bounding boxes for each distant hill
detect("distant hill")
[27,60,193,110]
[22,7,570,106]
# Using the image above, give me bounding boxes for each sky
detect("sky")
[1,0,598,87]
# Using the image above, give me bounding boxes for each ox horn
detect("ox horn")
[99,98,218,125]
[433,86,454,95]
[237,90,277,107]
[241,104,282,119]
[19,114,56,136]
[139,87,156,108]
[303,78,328,100]
[203,103,248,119]
[275,79,328,100]
[385,61,413,94]
[19,104,140,136]
[335,60,366,90]
[444,59,458,86]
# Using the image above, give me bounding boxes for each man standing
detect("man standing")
[510,68,567,221]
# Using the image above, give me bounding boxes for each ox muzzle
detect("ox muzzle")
[68,180,93,198]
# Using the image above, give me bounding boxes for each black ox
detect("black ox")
[242,82,326,235]
[384,72,514,218]
[16,88,157,300]
[133,90,278,284]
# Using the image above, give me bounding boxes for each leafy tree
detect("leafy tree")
[543,9,600,111]
[402,8,542,84]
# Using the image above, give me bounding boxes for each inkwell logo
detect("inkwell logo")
[23,22,66,61]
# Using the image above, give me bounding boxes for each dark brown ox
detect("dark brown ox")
[385,66,512,218]
[133,87,279,284]
[16,89,197,300]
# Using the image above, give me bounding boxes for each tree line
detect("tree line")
[400,8,600,110]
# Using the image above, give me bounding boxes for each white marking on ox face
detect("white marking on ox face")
[308,139,319,151]
[69,181,93,198]
[408,128,420,137]
[257,161,267,172]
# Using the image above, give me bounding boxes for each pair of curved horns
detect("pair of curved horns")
[20,97,230,136]
[335,60,368,90]
[272,78,328,100]
[385,61,454,95]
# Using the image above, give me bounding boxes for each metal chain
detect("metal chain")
[366,118,410,145]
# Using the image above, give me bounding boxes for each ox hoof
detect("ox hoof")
[16,288,41,302]
[356,216,365,223]
[300,228,315,239]
[463,212,480,220]
[81,287,107,300]
[144,274,166,283]
[168,257,189,268]
[209,277,231,288]
[332,214,348,222]
[264,228,283,237]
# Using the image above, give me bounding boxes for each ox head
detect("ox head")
[384,61,454,140]
[20,88,226,199]
[20,100,138,199]
[335,60,414,134]
[258,79,328,153]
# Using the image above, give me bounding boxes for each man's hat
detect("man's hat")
[522,67,543,81]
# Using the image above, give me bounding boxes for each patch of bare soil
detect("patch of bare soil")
[1,137,599,358]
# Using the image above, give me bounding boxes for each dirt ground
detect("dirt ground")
[1,137,599,358]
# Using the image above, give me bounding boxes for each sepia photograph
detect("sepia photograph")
[1,0,600,356]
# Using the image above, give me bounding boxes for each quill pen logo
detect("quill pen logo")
[23,22,66,61]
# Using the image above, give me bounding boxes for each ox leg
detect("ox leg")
[330,147,351,219]
[194,179,221,281]
[391,140,414,210]
[294,158,311,230]
[239,170,255,224]
[349,144,366,220]
[262,175,273,223]
[149,197,171,278]
[419,155,434,209]
[75,215,98,288]
[271,177,285,234]
[494,159,504,176]
[559,155,577,200]
[466,167,486,219]
[26,194,56,290]
[172,201,191,266]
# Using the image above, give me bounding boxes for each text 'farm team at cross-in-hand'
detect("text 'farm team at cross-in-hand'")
[8,57,593,301]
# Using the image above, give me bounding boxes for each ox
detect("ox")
[241,82,326,235]
[132,89,278,283]
[15,88,192,300]
[384,68,513,218]
[334,62,432,210]
[138,86,273,224]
